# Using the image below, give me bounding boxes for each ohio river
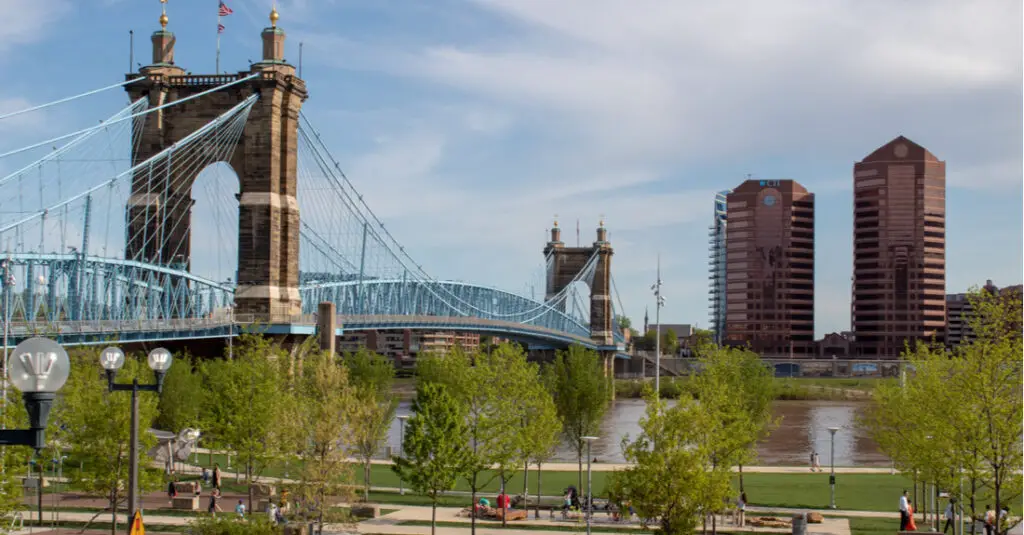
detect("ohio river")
[386,399,890,467]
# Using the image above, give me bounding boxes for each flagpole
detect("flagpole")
[216,14,221,74]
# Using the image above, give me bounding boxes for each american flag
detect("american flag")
[218,1,233,16]
[218,23,226,33]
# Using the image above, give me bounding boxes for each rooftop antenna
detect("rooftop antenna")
[129,30,135,73]
[299,42,304,78]
[576,218,580,247]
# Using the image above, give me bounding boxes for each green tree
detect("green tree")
[617,316,632,330]
[291,347,357,534]
[866,289,1023,534]
[154,352,205,433]
[344,348,397,499]
[56,350,161,535]
[392,383,470,535]
[416,345,519,535]
[609,389,730,535]
[0,380,35,533]
[690,346,776,492]
[201,334,292,514]
[661,329,679,356]
[543,344,610,491]
[519,374,561,520]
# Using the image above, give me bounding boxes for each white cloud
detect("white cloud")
[1,0,69,54]
[292,0,1022,336]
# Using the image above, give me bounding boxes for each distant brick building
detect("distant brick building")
[946,280,1023,347]
[851,136,946,358]
[722,179,815,357]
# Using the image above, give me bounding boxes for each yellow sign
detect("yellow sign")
[129,510,145,535]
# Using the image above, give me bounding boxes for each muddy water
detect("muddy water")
[386,399,890,467]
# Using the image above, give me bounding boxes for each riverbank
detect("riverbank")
[614,377,882,401]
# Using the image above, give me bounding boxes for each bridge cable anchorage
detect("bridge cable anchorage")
[0,78,145,122]
[0,99,148,189]
[297,115,598,323]
[0,73,260,160]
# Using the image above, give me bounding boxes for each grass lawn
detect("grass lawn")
[849,516,898,535]
[190,453,914,512]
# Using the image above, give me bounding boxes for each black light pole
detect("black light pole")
[100,346,173,530]
[0,337,71,529]
[828,427,839,509]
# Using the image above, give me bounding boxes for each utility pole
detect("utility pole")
[651,255,665,396]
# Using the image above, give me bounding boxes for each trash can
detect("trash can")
[792,513,807,535]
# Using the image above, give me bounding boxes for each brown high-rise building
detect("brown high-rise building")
[723,179,815,356]
[852,136,946,358]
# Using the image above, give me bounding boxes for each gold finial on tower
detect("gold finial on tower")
[270,2,280,27]
[599,214,605,228]
[553,214,559,228]
[159,0,169,29]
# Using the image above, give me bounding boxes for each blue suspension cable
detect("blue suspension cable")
[0,73,259,160]
[0,78,145,122]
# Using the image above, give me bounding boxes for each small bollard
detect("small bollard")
[792,513,808,535]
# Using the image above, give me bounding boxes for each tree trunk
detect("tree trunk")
[523,459,529,502]
[993,466,1001,535]
[501,477,508,528]
[536,462,542,519]
[431,501,437,535]
[969,478,977,535]
[739,463,745,493]
[577,447,583,496]
[470,483,477,535]
[712,507,717,535]
[110,488,118,535]
[364,461,372,502]
[247,462,254,517]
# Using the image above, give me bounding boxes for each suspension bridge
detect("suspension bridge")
[0,10,627,357]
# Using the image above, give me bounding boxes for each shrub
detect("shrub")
[187,516,282,535]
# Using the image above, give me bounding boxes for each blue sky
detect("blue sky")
[1,0,1021,337]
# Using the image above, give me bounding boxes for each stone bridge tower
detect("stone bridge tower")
[544,219,615,346]
[124,5,306,318]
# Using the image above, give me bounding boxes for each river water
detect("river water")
[385,399,891,467]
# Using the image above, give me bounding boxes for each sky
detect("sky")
[1,0,1021,337]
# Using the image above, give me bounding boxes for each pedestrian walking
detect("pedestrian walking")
[208,489,223,516]
[984,505,995,535]
[900,490,911,531]
[812,451,821,472]
[734,492,747,527]
[943,499,956,534]
[213,463,222,491]
[906,501,918,531]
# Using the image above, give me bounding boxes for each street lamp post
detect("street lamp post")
[650,256,665,396]
[397,415,408,496]
[828,427,839,509]
[0,337,71,527]
[100,346,173,526]
[582,436,598,535]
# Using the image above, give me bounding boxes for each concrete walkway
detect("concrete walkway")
[356,505,851,535]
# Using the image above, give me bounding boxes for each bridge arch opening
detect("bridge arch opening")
[190,162,239,287]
